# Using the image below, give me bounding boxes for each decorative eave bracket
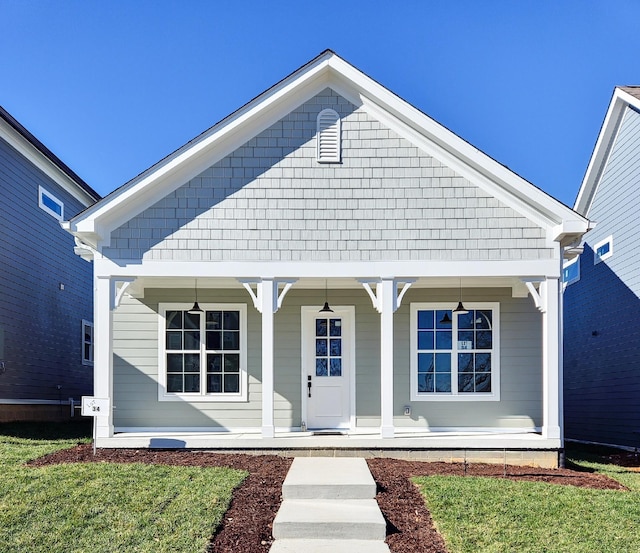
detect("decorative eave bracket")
[522,279,545,313]
[359,278,416,313]
[239,279,298,313]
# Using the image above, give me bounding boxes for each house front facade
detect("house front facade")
[0,106,100,421]
[564,87,640,450]
[65,52,588,466]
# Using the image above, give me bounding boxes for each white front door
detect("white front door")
[302,307,354,430]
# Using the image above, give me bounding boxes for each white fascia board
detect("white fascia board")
[0,119,96,207]
[574,88,640,216]
[70,56,337,242]
[94,257,560,279]
[327,56,581,230]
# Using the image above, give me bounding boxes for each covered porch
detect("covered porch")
[92,256,563,451]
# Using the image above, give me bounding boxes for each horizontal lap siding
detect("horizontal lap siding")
[113,287,542,430]
[564,106,640,448]
[103,89,551,263]
[0,137,93,401]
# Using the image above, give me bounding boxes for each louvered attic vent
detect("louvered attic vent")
[316,108,341,163]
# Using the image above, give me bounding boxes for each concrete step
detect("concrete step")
[272,499,386,540]
[269,538,391,553]
[282,457,377,499]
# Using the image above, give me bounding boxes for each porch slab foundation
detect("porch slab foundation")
[96,430,561,468]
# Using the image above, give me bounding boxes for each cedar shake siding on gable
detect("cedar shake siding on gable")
[102,89,550,263]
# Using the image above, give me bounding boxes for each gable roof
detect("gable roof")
[574,86,640,216]
[65,50,587,248]
[0,105,100,206]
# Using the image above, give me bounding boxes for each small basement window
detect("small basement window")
[38,186,64,220]
[316,108,341,163]
[593,235,613,264]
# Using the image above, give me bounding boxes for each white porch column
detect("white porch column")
[379,278,397,439]
[240,278,296,438]
[94,276,114,439]
[260,279,277,438]
[541,277,561,440]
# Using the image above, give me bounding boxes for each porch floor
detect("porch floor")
[97,429,561,453]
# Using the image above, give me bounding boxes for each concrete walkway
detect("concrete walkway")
[270,457,390,552]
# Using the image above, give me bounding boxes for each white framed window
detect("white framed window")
[562,256,580,286]
[593,235,613,264]
[410,302,500,401]
[81,320,94,366]
[38,185,64,220]
[158,303,247,402]
[316,108,341,163]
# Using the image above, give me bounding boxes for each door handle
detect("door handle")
[307,375,312,398]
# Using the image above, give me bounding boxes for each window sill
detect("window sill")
[159,392,248,403]
[410,393,500,402]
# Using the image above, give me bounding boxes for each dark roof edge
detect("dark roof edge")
[0,105,101,202]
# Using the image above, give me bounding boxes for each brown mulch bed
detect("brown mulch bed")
[30,445,628,553]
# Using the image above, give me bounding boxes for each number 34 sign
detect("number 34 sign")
[81,397,110,416]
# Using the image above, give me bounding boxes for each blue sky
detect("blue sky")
[1,1,638,206]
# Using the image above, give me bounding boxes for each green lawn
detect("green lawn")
[414,449,640,553]
[0,422,247,553]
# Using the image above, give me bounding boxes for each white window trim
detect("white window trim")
[562,256,580,287]
[38,185,64,221]
[81,319,94,366]
[158,303,248,402]
[593,235,613,264]
[316,108,341,163]
[410,302,500,402]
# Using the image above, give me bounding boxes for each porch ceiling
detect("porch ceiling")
[130,276,525,290]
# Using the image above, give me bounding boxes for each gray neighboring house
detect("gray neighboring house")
[564,87,640,450]
[65,51,589,467]
[0,106,100,421]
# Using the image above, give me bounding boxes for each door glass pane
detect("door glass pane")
[316,339,328,356]
[329,338,341,356]
[329,319,342,336]
[316,358,328,376]
[316,319,327,337]
[329,358,342,376]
